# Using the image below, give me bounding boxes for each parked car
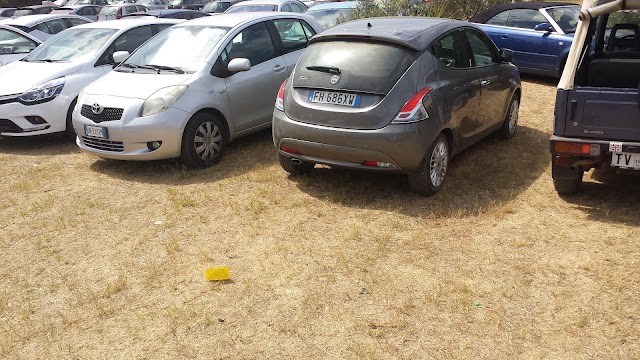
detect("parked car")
[550,1,640,193]
[0,18,180,137]
[73,12,323,167]
[66,0,111,5]
[51,5,103,22]
[0,8,16,20]
[0,14,92,41]
[469,2,580,77]
[272,17,521,196]
[202,0,242,14]
[98,4,150,20]
[0,24,41,67]
[225,0,307,13]
[12,5,60,17]
[168,0,207,10]
[137,0,171,10]
[304,1,355,29]
[124,9,209,18]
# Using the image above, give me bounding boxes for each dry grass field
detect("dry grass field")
[0,76,639,359]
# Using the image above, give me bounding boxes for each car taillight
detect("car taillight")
[280,146,300,155]
[391,87,432,124]
[275,79,286,112]
[554,142,600,155]
[116,7,122,19]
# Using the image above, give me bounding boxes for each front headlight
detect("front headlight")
[139,85,188,117]
[18,77,65,103]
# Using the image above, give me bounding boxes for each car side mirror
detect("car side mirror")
[499,48,515,63]
[534,22,553,32]
[227,57,251,72]
[112,51,129,66]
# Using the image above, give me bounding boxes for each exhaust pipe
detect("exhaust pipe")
[291,158,302,165]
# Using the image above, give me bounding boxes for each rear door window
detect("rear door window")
[294,40,418,94]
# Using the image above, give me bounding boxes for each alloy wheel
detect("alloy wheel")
[429,140,448,187]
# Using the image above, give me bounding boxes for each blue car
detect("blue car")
[469,2,579,78]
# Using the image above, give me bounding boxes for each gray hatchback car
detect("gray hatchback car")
[273,17,521,196]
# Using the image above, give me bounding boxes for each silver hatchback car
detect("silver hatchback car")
[273,17,521,196]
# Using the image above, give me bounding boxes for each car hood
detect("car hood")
[84,70,193,100]
[0,60,82,96]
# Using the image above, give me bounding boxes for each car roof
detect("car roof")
[312,17,472,51]
[57,5,101,9]
[72,17,181,29]
[469,2,579,23]
[306,1,357,11]
[180,11,307,27]
[0,14,89,26]
[16,5,58,9]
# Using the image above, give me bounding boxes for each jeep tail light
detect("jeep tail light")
[554,142,599,155]
[280,146,300,155]
[391,87,431,124]
[275,79,286,112]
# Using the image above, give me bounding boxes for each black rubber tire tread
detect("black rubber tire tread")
[408,134,448,197]
[278,152,315,175]
[180,113,227,169]
[553,175,582,194]
[499,95,519,140]
[64,98,78,140]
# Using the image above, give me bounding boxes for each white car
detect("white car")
[0,14,92,41]
[0,24,41,67]
[0,18,180,137]
[73,12,323,167]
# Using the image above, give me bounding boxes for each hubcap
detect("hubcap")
[509,100,519,134]
[194,121,222,161]
[429,140,448,187]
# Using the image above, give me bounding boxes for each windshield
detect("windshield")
[24,28,117,62]
[547,6,580,34]
[306,8,353,29]
[225,4,277,13]
[203,2,230,12]
[121,25,229,73]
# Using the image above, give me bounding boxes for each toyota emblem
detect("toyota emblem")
[330,75,340,85]
[91,103,103,115]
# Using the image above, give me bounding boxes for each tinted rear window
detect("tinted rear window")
[14,9,34,16]
[100,6,119,15]
[294,40,418,94]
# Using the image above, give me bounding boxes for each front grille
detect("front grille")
[0,119,22,133]
[80,105,124,123]
[81,136,124,152]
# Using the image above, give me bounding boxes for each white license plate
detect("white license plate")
[84,125,107,139]
[611,152,640,169]
[308,90,361,107]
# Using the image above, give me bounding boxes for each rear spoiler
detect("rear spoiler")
[309,34,421,51]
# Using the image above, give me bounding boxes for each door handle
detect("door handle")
[480,80,491,86]
[501,34,509,39]
[273,64,285,72]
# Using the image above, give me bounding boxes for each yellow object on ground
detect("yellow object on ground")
[205,267,230,281]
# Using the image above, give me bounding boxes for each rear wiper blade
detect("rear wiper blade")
[147,64,185,74]
[306,65,341,75]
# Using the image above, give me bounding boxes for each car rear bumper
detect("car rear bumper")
[550,134,640,175]
[273,109,440,173]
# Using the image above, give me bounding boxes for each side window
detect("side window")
[290,3,305,13]
[0,29,38,55]
[87,7,98,15]
[486,10,509,26]
[432,31,470,69]
[137,5,148,12]
[97,25,153,65]
[274,19,315,52]
[35,22,53,34]
[67,17,88,26]
[465,29,498,66]
[221,22,276,67]
[282,3,292,12]
[506,9,547,29]
[47,19,69,34]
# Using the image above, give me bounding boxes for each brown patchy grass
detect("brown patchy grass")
[1,76,639,358]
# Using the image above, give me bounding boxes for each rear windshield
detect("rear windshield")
[13,9,35,16]
[294,40,418,94]
[225,4,277,13]
[203,2,230,12]
[100,6,119,15]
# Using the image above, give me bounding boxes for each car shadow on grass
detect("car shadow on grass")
[0,134,79,155]
[88,129,277,185]
[560,166,640,226]
[291,125,550,218]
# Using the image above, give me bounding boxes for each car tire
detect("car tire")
[180,113,227,169]
[553,172,583,194]
[278,152,315,175]
[499,95,519,140]
[408,134,448,196]
[64,98,77,140]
